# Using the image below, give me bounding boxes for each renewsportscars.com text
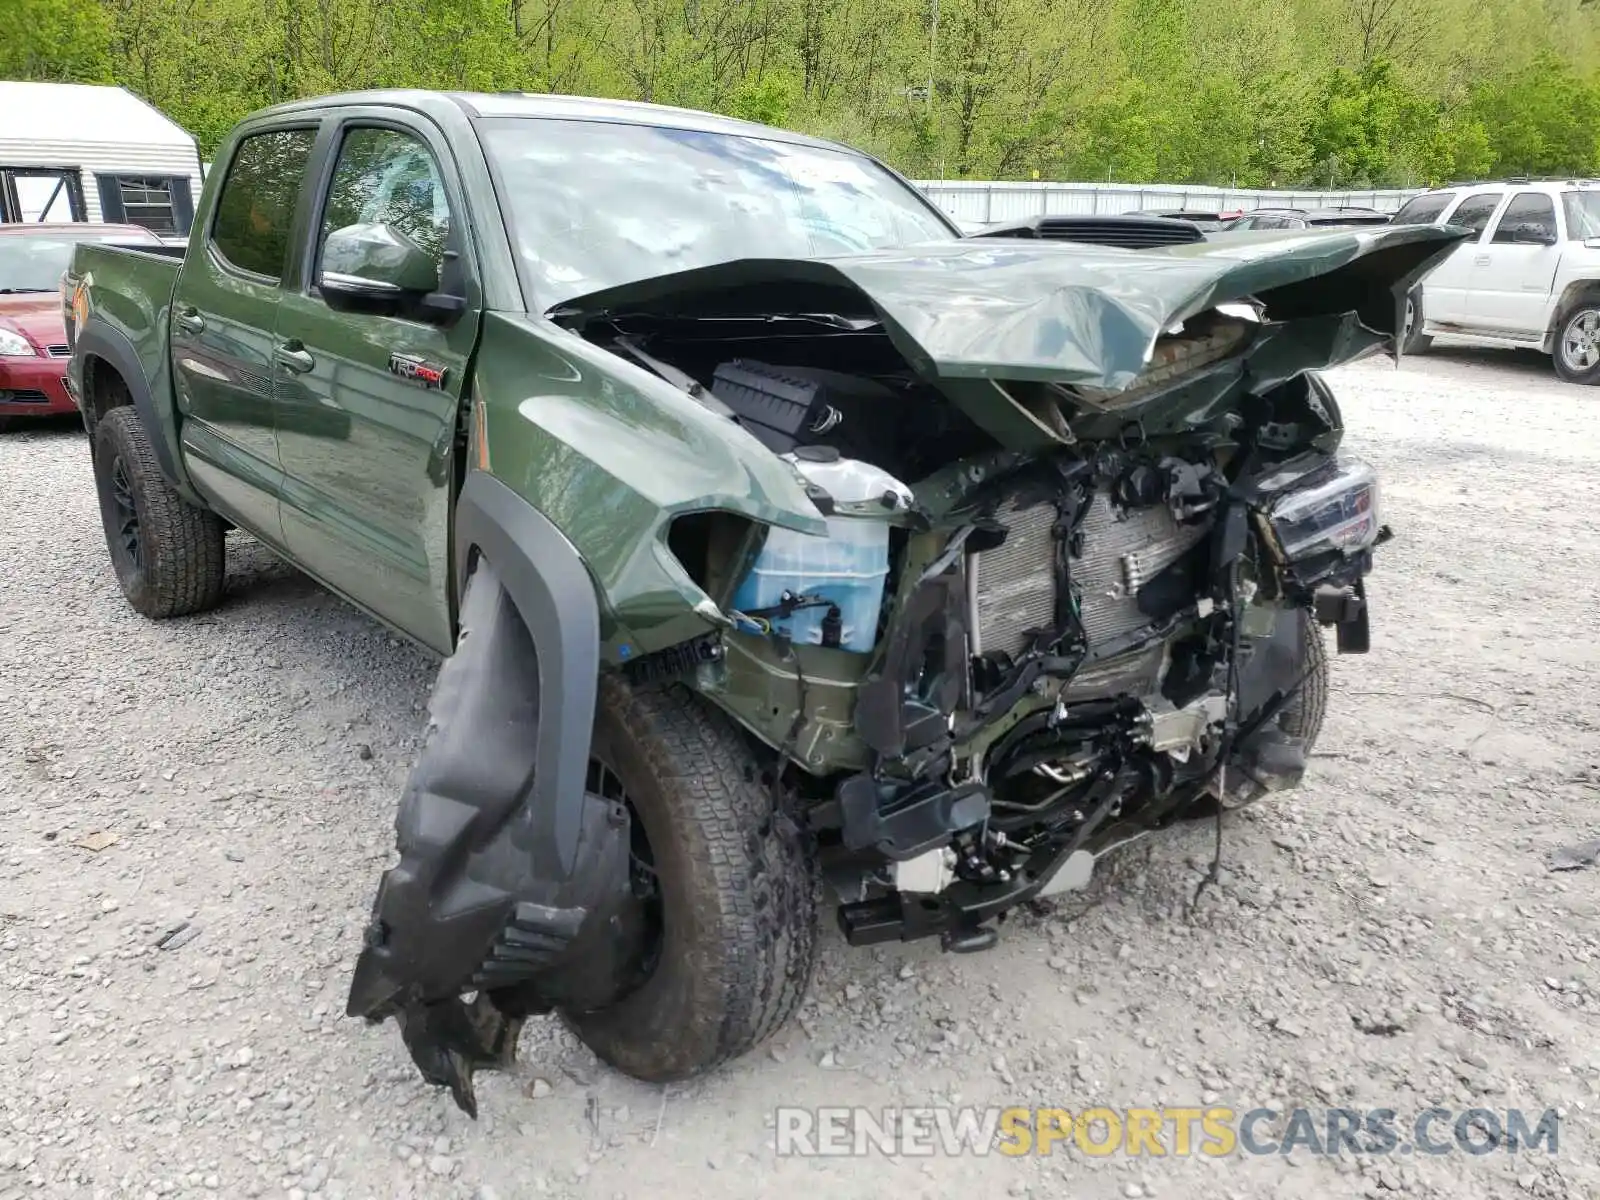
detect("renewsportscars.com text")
[774,1106,1561,1158]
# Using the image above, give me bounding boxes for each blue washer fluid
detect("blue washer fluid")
[731,450,913,654]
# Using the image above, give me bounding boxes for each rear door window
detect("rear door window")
[1443,192,1504,237]
[210,128,317,280]
[1391,193,1452,224]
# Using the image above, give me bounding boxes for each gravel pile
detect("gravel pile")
[1,342,1596,1200]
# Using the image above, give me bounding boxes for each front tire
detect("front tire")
[1552,302,1600,384]
[562,678,820,1082]
[1278,612,1329,748]
[92,405,226,618]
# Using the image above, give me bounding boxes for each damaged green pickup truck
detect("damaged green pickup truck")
[65,89,1462,1115]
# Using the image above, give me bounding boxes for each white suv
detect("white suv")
[1392,179,1600,383]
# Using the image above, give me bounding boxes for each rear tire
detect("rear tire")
[92,405,226,618]
[1551,301,1600,384]
[562,678,820,1082]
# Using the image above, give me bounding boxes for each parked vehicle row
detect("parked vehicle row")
[951,204,1397,251]
[1221,206,1393,231]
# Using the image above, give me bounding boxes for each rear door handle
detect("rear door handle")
[1473,255,1492,266]
[275,340,315,374]
[174,306,205,334]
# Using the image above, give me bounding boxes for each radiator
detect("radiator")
[972,492,1206,662]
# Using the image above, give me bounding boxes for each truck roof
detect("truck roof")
[249,89,853,155]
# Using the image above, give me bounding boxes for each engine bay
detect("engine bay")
[577,300,1388,949]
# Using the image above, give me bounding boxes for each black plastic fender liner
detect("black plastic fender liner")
[347,477,606,1026]
[453,470,601,883]
[74,322,189,492]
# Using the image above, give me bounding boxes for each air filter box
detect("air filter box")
[709,359,842,452]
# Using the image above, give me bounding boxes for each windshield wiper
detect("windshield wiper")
[0,288,51,294]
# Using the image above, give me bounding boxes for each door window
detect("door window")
[1489,192,1557,244]
[211,128,317,279]
[317,127,452,275]
[1391,192,1452,224]
[1444,192,1504,237]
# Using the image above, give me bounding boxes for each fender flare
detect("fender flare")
[453,469,600,882]
[74,321,191,492]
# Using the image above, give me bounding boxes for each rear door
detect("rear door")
[272,110,480,653]
[1421,191,1504,324]
[170,123,319,543]
[1470,191,1563,335]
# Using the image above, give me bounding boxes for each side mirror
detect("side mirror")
[319,223,439,296]
[317,223,467,324]
[1510,222,1556,246]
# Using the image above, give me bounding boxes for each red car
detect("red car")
[0,223,165,426]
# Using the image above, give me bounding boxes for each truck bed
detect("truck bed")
[65,242,183,405]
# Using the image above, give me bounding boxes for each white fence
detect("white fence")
[915,180,1420,224]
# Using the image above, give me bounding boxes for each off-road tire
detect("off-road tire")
[1551,300,1600,385]
[1279,611,1329,748]
[563,677,820,1082]
[1401,289,1433,356]
[92,405,226,618]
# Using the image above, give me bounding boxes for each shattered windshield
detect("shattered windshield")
[479,117,957,306]
[1561,191,1600,239]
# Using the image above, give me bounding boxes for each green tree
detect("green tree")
[4,0,1600,185]
[0,0,110,80]
[1472,50,1600,176]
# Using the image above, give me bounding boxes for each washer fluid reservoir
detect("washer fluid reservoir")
[730,447,913,654]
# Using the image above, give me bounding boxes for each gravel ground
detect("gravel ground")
[2,343,1597,1200]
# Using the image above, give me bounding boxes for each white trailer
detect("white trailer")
[0,81,204,235]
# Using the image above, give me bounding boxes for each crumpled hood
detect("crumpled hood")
[551,224,1467,392]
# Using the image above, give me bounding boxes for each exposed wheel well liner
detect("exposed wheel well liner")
[453,469,603,881]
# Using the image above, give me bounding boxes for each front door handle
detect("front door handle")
[1473,254,1492,266]
[174,306,205,334]
[275,340,316,374]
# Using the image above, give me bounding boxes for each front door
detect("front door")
[170,125,319,545]
[274,117,479,653]
[1470,191,1563,336]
